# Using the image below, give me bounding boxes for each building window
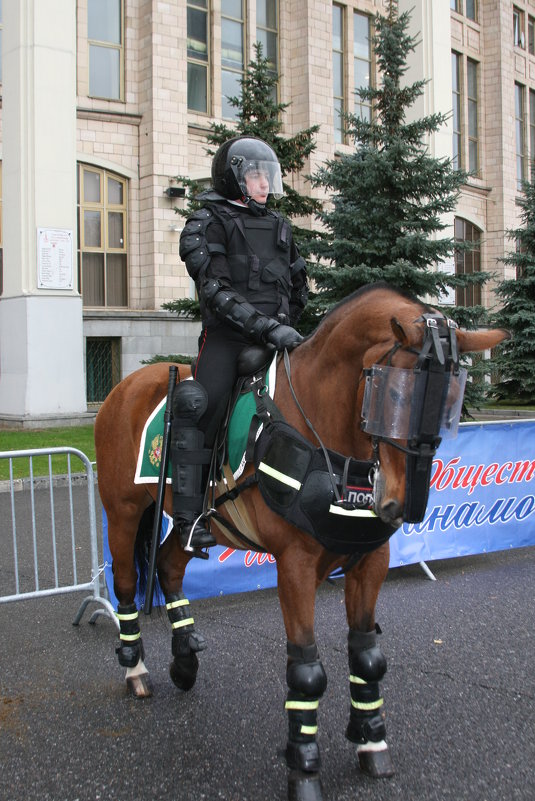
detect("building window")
[465,0,477,22]
[450,0,461,12]
[256,0,278,101]
[467,59,479,174]
[516,83,526,190]
[221,0,245,119]
[333,4,345,144]
[86,338,121,403]
[452,52,462,170]
[354,12,372,123]
[187,0,210,113]
[454,218,481,307]
[78,165,128,307]
[88,0,123,100]
[514,7,525,49]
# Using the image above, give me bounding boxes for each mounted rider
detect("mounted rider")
[172,135,309,557]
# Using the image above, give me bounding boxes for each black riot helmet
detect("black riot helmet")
[211,136,284,201]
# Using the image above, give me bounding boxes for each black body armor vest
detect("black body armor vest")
[180,199,294,326]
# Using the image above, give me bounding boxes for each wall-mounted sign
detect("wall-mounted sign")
[438,258,456,305]
[37,228,74,290]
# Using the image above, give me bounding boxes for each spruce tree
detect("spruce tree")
[206,42,320,232]
[164,41,320,320]
[304,3,488,326]
[491,180,535,404]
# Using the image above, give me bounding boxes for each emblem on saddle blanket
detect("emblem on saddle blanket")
[134,360,277,484]
[253,420,397,555]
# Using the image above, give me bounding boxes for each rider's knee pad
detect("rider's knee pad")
[172,379,208,425]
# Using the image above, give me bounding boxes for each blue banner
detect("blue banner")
[390,419,535,565]
[103,420,535,606]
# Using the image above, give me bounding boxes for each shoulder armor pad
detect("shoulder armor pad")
[179,207,214,279]
[191,208,213,220]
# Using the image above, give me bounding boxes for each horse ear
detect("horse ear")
[390,317,410,346]
[457,327,511,353]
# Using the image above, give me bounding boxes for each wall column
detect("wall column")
[0,0,86,424]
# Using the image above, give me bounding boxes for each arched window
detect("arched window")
[454,217,481,306]
[77,165,128,307]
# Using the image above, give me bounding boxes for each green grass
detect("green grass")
[0,425,96,480]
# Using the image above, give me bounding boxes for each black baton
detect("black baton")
[144,365,178,615]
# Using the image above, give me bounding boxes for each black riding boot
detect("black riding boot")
[171,380,217,557]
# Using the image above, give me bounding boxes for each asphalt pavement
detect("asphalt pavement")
[1,483,534,801]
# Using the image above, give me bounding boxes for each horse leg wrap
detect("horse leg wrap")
[284,642,328,773]
[115,603,144,668]
[346,627,387,745]
[166,592,207,655]
[166,593,206,691]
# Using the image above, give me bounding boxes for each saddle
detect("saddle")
[213,343,276,475]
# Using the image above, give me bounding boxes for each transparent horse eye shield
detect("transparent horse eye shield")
[361,364,468,441]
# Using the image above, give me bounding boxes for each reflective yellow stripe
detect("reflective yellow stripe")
[258,462,302,491]
[329,505,376,518]
[351,697,384,711]
[301,725,318,735]
[116,611,139,621]
[166,599,189,610]
[171,617,194,630]
[119,632,141,641]
[349,675,367,684]
[285,700,319,711]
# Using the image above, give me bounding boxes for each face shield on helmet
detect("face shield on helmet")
[211,136,285,201]
[230,157,284,201]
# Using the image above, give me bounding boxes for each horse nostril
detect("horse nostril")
[380,499,403,523]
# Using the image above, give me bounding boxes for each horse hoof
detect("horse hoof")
[126,672,153,698]
[169,653,199,691]
[288,770,323,801]
[357,743,395,778]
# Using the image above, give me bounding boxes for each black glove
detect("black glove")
[201,279,304,350]
[264,323,303,351]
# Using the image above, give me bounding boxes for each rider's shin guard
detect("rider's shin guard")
[170,380,215,549]
[284,642,327,773]
[346,627,387,745]
[115,603,144,668]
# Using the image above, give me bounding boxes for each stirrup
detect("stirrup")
[179,516,217,559]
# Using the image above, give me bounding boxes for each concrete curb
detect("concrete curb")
[0,472,97,493]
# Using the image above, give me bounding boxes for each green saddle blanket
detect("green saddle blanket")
[134,360,276,484]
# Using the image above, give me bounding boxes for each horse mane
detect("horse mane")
[310,282,431,335]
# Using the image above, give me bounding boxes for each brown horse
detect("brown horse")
[95,284,508,801]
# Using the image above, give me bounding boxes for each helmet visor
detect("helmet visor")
[232,158,284,200]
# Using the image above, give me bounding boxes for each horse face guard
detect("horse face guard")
[361,314,467,524]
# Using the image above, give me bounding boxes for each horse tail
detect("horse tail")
[134,502,156,601]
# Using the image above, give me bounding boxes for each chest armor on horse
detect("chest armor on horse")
[213,349,397,557]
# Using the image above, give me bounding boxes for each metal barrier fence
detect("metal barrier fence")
[0,447,118,629]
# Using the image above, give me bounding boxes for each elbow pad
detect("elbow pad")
[200,278,277,343]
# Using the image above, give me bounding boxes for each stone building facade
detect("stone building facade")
[0,0,534,422]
